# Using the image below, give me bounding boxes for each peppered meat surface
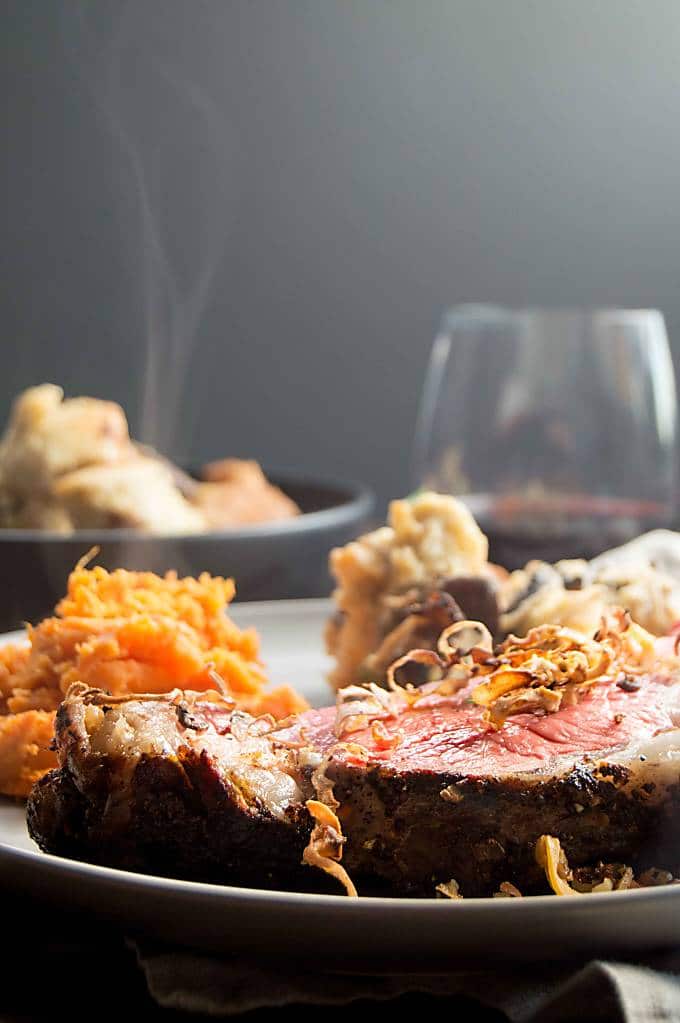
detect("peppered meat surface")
[28,690,316,891]
[27,660,680,897]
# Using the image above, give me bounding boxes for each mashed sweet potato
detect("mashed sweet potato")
[0,711,57,798]
[0,565,308,797]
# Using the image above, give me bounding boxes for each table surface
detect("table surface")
[0,887,507,1022]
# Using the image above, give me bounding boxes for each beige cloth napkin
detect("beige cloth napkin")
[131,942,680,1021]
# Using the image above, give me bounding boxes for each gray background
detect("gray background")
[2,0,680,507]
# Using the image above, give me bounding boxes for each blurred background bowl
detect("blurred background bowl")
[0,471,373,631]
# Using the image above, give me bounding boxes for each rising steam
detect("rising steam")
[61,3,233,457]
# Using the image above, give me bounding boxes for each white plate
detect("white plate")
[1,598,679,968]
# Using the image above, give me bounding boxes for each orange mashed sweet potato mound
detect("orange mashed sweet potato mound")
[0,564,308,797]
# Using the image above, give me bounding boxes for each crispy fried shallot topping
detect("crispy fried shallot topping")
[370,720,403,750]
[333,608,665,738]
[309,752,340,809]
[67,681,237,710]
[337,601,666,740]
[436,878,463,899]
[535,835,678,896]
[385,648,446,691]
[334,682,409,738]
[470,610,661,727]
[333,742,370,766]
[437,620,493,658]
[637,868,676,887]
[613,867,636,891]
[302,799,357,898]
[535,835,581,896]
[493,882,523,898]
[298,751,359,896]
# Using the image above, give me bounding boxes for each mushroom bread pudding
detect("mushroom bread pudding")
[325,493,680,691]
[28,608,680,898]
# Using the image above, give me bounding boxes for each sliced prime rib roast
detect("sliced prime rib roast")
[28,624,680,898]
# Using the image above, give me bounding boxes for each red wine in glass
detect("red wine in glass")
[413,307,677,569]
[465,493,672,570]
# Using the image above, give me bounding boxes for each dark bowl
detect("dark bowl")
[0,472,373,631]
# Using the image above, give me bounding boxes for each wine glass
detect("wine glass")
[412,305,678,569]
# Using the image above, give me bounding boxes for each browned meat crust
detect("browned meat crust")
[28,690,315,891]
[27,683,680,897]
[29,748,316,891]
[331,763,680,896]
